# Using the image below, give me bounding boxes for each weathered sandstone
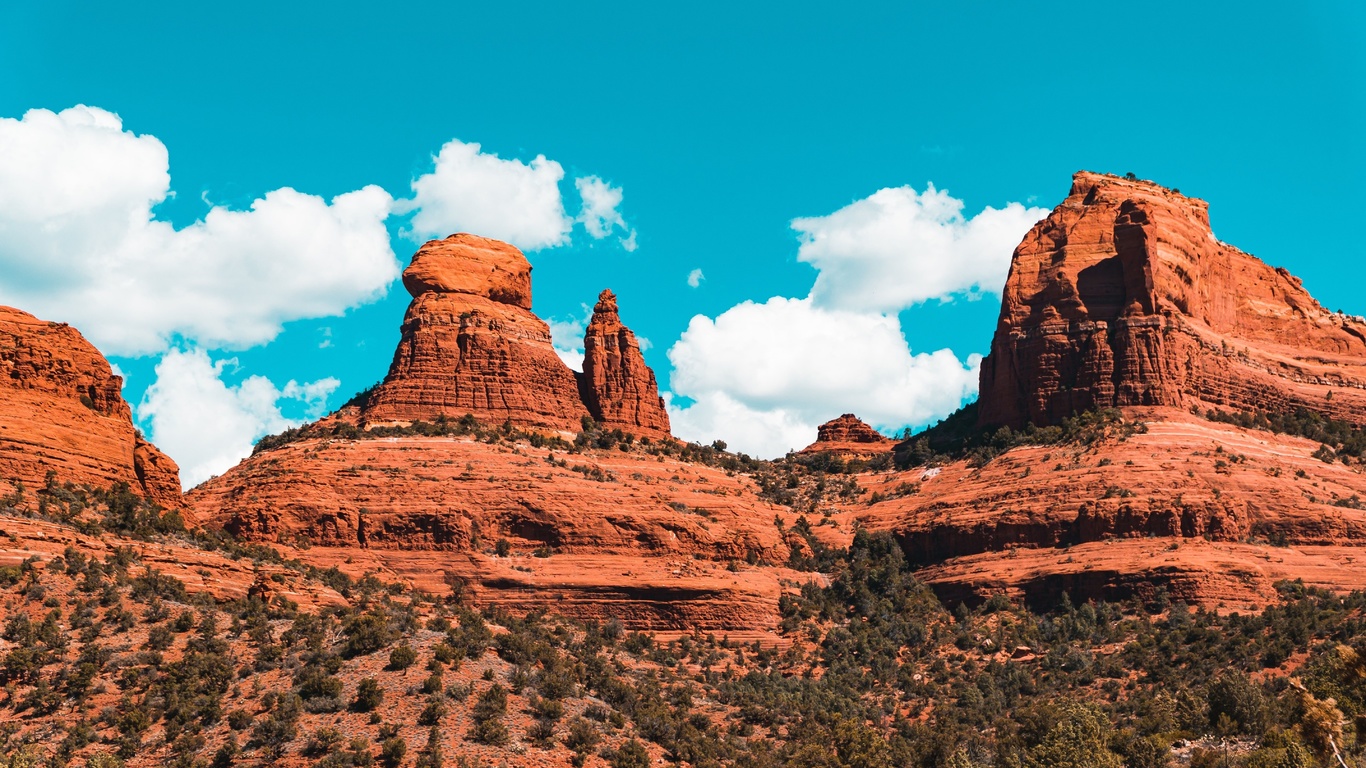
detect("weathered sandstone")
[979,171,1366,429]
[799,414,895,457]
[359,234,590,430]
[188,433,799,631]
[579,289,671,439]
[0,306,181,507]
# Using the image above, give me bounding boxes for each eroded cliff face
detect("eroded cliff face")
[0,306,181,507]
[844,172,1366,607]
[979,171,1366,429]
[360,234,591,431]
[579,289,671,440]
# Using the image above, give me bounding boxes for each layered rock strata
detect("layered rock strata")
[188,234,806,631]
[360,234,591,431]
[850,171,1366,607]
[799,414,895,456]
[579,289,671,439]
[0,306,181,507]
[979,171,1366,429]
[855,408,1366,607]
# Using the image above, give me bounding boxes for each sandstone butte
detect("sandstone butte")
[188,234,800,637]
[979,171,1366,429]
[579,288,672,440]
[830,172,1366,608]
[0,305,182,509]
[798,413,896,457]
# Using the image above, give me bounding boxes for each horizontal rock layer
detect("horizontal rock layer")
[188,433,802,631]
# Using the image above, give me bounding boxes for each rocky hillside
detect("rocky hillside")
[3,495,1365,768]
[0,306,181,509]
[187,235,805,634]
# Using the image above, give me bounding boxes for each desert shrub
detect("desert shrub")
[386,643,417,671]
[339,609,393,658]
[352,677,384,712]
[468,683,509,745]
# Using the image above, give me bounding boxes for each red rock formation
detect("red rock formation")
[848,171,1366,607]
[187,234,795,631]
[979,171,1366,429]
[0,306,181,508]
[799,414,894,456]
[360,234,591,431]
[579,289,671,439]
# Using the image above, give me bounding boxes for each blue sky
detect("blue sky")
[2,1,1363,485]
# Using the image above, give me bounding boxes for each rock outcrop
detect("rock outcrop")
[849,172,1366,607]
[0,306,181,507]
[187,234,807,632]
[358,235,674,440]
[799,414,895,456]
[979,171,1366,429]
[856,407,1366,608]
[579,289,671,439]
[188,432,799,632]
[359,234,591,431]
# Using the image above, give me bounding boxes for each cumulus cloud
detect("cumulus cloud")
[400,141,637,252]
[401,139,571,250]
[667,298,980,457]
[548,308,590,372]
[575,176,627,238]
[666,183,1042,457]
[793,185,1048,313]
[0,106,400,357]
[687,268,705,288]
[139,348,338,488]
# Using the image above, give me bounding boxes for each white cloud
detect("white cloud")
[666,183,1041,457]
[575,176,628,238]
[548,310,589,372]
[687,268,705,288]
[0,106,400,357]
[400,138,570,251]
[139,348,338,488]
[666,297,979,457]
[399,141,638,253]
[792,185,1047,313]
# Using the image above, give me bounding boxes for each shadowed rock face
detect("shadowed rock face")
[579,289,671,440]
[979,171,1366,429]
[0,306,181,507]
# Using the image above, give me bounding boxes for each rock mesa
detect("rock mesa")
[979,171,1366,429]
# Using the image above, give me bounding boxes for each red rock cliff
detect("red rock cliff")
[579,289,671,439]
[0,306,181,507]
[979,171,1366,429]
[360,234,591,431]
